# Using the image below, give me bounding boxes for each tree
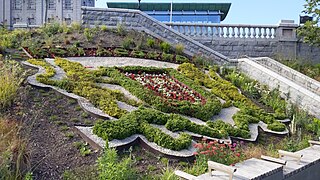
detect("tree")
[297,0,320,46]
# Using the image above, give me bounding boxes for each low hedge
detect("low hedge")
[178,63,287,133]
[207,120,250,139]
[93,107,232,150]
[27,59,55,79]
[102,66,221,121]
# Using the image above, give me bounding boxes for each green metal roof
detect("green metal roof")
[107,2,231,21]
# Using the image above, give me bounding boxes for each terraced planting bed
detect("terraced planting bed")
[23,55,291,158]
[2,24,320,179]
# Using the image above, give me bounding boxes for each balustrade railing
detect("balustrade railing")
[165,22,279,39]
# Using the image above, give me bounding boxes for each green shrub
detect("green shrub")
[146,38,156,48]
[267,121,286,132]
[113,48,129,57]
[122,37,135,50]
[100,25,108,32]
[165,114,189,132]
[160,41,171,53]
[41,22,63,37]
[175,43,184,55]
[116,23,126,36]
[96,47,112,57]
[98,148,137,180]
[0,59,25,110]
[161,53,174,62]
[175,55,189,63]
[130,50,145,58]
[146,51,160,60]
[70,22,81,33]
[84,28,94,41]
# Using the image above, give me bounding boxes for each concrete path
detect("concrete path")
[66,57,179,69]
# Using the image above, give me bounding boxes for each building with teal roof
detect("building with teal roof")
[107,2,231,23]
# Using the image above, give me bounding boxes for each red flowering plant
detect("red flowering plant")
[193,138,245,166]
[124,71,206,105]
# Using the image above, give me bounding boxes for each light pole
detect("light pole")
[169,0,173,24]
[138,0,141,10]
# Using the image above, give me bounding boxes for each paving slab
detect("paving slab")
[196,158,283,180]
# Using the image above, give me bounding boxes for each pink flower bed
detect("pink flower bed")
[125,72,206,104]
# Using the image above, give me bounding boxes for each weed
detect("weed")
[73,141,83,149]
[160,41,171,53]
[39,89,47,93]
[160,157,169,166]
[75,105,82,111]
[81,112,89,118]
[70,118,80,123]
[0,59,25,110]
[122,37,135,50]
[68,99,77,104]
[84,119,92,126]
[71,22,81,33]
[49,115,58,121]
[84,28,94,41]
[80,145,91,156]
[101,25,108,32]
[175,43,184,55]
[60,125,69,131]
[146,38,156,48]
[147,165,157,172]
[65,132,74,139]
[116,23,126,36]
[54,121,65,126]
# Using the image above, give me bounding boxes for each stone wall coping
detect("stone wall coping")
[81,7,231,64]
[165,22,279,28]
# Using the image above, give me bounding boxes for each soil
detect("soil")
[2,67,185,179]
[5,80,100,179]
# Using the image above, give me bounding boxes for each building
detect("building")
[106,2,231,23]
[0,0,95,28]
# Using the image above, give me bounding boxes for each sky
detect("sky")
[95,0,307,25]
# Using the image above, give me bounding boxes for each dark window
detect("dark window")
[64,18,72,25]
[28,18,36,25]
[48,0,56,10]
[27,0,36,10]
[64,0,72,10]
[12,0,22,10]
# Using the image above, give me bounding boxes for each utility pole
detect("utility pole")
[169,0,173,24]
[138,0,141,10]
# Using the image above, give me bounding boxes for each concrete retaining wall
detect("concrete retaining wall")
[201,38,320,63]
[238,58,320,118]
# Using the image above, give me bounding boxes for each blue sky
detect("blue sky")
[95,0,307,25]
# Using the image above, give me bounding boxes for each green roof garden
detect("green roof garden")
[107,2,231,21]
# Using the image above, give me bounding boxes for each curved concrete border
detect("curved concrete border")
[22,61,116,120]
[22,58,288,158]
[75,126,197,158]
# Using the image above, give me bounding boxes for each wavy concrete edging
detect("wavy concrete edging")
[76,126,197,159]
[22,61,116,120]
[22,59,288,158]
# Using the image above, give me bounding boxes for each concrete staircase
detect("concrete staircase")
[176,142,320,180]
[237,57,320,118]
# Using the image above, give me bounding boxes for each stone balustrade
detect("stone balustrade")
[165,22,278,39]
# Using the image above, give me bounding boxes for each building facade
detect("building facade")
[0,0,94,28]
[106,2,231,24]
